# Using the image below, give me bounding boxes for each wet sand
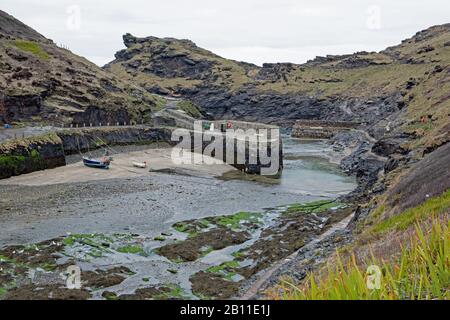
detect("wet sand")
[0,139,357,300]
[0,147,234,186]
[0,145,335,246]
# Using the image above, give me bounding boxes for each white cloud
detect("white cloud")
[2,0,449,66]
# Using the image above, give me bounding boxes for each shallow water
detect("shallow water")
[0,136,357,299]
[277,137,355,196]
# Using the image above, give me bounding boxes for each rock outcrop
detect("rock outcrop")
[0,10,164,126]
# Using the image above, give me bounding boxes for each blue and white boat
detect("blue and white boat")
[82,157,110,169]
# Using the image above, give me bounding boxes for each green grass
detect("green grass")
[176,100,203,118]
[63,233,112,247]
[271,217,449,300]
[371,190,450,234]
[12,40,49,60]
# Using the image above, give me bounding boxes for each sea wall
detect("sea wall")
[0,124,282,179]
[291,120,360,139]
[58,126,174,155]
[0,127,174,179]
[180,120,283,175]
[0,133,65,179]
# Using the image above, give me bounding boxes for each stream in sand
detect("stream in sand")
[0,136,356,299]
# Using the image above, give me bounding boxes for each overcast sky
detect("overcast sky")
[2,0,449,66]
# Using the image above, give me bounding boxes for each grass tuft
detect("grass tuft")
[268,216,449,300]
[12,40,49,60]
[371,189,450,234]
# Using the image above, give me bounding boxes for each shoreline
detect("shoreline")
[0,138,359,300]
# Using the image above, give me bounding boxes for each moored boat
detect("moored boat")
[83,157,110,169]
[132,161,147,168]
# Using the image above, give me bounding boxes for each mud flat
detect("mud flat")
[0,147,234,186]
[0,139,356,300]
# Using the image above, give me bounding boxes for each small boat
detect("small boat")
[132,161,147,169]
[83,157,110,169]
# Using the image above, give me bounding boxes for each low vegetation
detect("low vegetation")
[269,190,450,300]
[176,100,202,118]
[283,200,345,216]
[12,39,49,60]
[371,189,450,234]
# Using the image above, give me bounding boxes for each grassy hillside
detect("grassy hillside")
[0,10,165,126]
[106,25,450,99]
[106,25,450,151]
[268,213,449,300]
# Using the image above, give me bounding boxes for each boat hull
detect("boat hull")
[83,157,109,169]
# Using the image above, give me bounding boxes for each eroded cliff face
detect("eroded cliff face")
[0,10,165,126]
[105,25,450,203]
[105,25,450,130]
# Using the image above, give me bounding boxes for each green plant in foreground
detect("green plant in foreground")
[272,217,449,300]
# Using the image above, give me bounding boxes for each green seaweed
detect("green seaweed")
[214,212,262,229]
[116,245,147,257]
[206,261,240,281]
[103,291,118,300]
[0,287,7,299]
[154,284,187,299]
[283,200,345,216]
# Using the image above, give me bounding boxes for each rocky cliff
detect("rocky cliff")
[106,26,450,201]
[0,10,165,127]
[106,26,449,129]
